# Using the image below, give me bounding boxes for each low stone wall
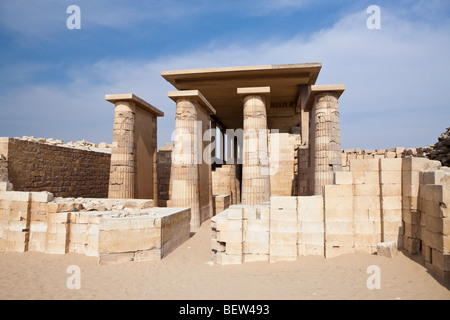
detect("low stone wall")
[211,157,450,282]
[0,137,111,198]
[0,189,191,264]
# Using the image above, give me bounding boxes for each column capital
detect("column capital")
[105,93,164,117]
[237,87,271,113]
[305,84,345,111]
[168,90,216,115]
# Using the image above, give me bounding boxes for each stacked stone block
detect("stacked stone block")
[213,195,230,216]
[98,207,190,265]
[243,205,270,263]
[211,206,244,265]
[157,143,173,207]
[402,157,441,254]
[270,197,298,263]
[297,196,324,256]
[323,184,355,258]
[379,159,403,245]
[269,133,297,197]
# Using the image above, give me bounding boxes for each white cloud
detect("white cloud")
[1,2,449,149]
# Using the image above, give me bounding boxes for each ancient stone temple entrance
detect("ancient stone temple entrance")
[160,63,346,229]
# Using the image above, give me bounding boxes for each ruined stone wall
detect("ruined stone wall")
[211,157,450,282]
[341,147,429,171]
[0,189,191,264]
[1,138,111,198]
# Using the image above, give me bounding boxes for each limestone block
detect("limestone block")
[382,209,402,223]
[380,170,402,184]
[298,232,325,246]
[403,157,441,172]
[99,228,161,253]
[383,221,403,236]
[381,184,402,197]
[271,208,297,221]
[402,209,421,226]
[216,219,242,232]
[377,242,398,258]
[225,242,242,255]
[326,234,354,247]
[227,207,243,220]
[354,233,380,247]
[382,196,403,210]
[217,230,242,243]
[323,185,352,198]
[270,220,298,233]
[379,158,402,171]
[271,196,297,210]
[300,221,324,234]
[350,159,379,172]
[325,221,353,235]
[30,192,54,203]
[244,219,269,233]
[353,196,380,211]
[334,171,352,185]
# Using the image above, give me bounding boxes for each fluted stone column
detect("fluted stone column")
[109,101,136,199]
[168,90,216,231]
[306,85,345,195]
[106,94,164,199]
[238,87,271,206]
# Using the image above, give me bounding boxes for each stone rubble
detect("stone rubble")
[18,136,112,153]
[427,127,450,167]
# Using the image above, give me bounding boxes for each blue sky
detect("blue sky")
[0,0,449,149]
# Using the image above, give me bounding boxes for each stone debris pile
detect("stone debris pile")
[427,127,450,167]
[18,136,112,153]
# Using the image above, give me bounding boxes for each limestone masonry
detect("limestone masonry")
[0,63,449,283]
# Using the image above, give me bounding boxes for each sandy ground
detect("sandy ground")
[0,220,449,300]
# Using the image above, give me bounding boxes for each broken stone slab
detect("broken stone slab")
[376,241,397,258]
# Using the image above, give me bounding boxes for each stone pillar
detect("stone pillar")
[106,94,164,199]
[168,90,216,231]
[305,85,345,195]
[237,87,271,206]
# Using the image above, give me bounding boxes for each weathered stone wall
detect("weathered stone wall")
[211,157,450,282]
[269,132,301,197]
[0,189,191,264]
[1,138,111,198]
[341,147,429,171]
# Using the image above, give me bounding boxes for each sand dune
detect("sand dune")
[0,220,449,300]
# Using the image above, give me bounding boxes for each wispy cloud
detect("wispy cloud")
[1,1,449,149]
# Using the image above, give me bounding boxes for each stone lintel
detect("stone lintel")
[168,90,216,115]
[304,84,345,111]
[105,93,164,117]
[237,87,271,113]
